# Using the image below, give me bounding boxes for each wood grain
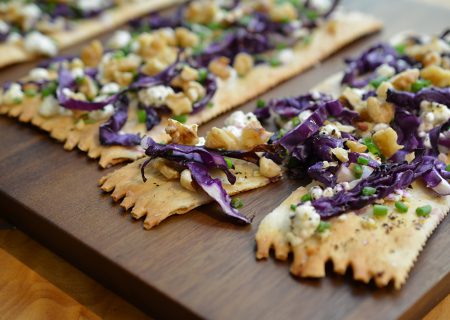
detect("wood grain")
[0,0,449,319]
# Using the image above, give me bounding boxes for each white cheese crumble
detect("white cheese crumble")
[375,64,395,78]
[2,83,24,105]
[71,67,84,79]
[287,202,321,246]
[100,82,120,95]
[24,32,58,57]
[419,101,450,131]
[22,4,41,30]
[223,111,259,138]
[0,20,9,34]
[107,30,131,49]
[138,85,174,107]
[76,0,109,12]
[7,32,22,43]
[39,96,60,117]
[89,104,115,121]
[319,123,341,138]
[29,68,50,81]
[278,49,294,64]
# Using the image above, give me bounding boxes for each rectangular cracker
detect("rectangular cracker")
[0,0,185,68]
[0,11,382,168]
[256,182,450,289]
[99,158,271,229]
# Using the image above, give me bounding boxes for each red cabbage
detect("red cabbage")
[307,161,339,186]
[386,87,450,112]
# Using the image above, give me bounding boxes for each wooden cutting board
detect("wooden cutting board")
[0,0,449,319]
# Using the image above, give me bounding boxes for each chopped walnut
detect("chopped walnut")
[233,53,254,76]
[166,92,193,115]
[209,57,231,79]
[366,97,395,124]
[331,147,349,162]
[205,127,240,150]
[326,20,338,35]
[180,169,196,192]
[259,157,282,178]
[269,2,298,22]
[341,87,366,113]
[180,66,199,82]
[175,27,199,48]
[69,58,84,70]
[183,81,206,102]
[78,76,98,100]
[346,140,367,153]
[184,1,218,24]
[372,127,403,158]
[422,51,442,67]
[390,68,420,90]
[240,126,272,150]
[376,81,394,100]
[151,159,180,180]
[165,118,199,146]
[81,40,103,67]
[141,58,168,76]
[420,65,450,87]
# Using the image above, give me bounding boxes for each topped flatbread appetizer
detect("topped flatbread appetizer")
[255,29,450,288]
[0,0,381,167]
[0,0,185,67]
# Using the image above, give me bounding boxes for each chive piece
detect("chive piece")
[83,118,97,124]
[362,186,376,196]
[171,114,187,123]
[113,50,126,59]
[290,204,297,211]
[357,156,369,165]
[276,43,288,50]
[42,81,57,97]
[291,117,301,127]
[231,197,244,209]
[316,221,331,233]
[137,109,147,123]
[363,137,381,156]
[269,58,282,67]
[305,9,319,20]
[24,89,37,97]
[206,22,222,30]
[373,204,388,217]
[198,68,208,83]
[75,76,85,85]
[302,34,313,46]
[395,201,408,213]
[446,164,450,172]
[276,128,286,139]
[224,157,234,169]
[394,44,406,55]
[369,76,389,89]
[301,193,312,203]
[411,79,431,93]
[13,97,22,104]
[416,205,432,217]
[256,99,266,108]
[207,102,214,108]
[353,164,363,179]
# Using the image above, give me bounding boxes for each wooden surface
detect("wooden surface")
[0,0,450,319]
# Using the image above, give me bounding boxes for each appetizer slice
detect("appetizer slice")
[99,111,282,229]
[255,31,450,288]
[0,0,381,167]
[0,0,184,67]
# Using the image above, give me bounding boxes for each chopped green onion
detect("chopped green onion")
[206,22,222,30]
[302,35,313,46]
[113,50,126,59]
[363,137,381,156]
[231,197,244,209]
[13,97,22,104]
[305,9,319,20]
[291,117,301,127]
[75,76,85,85]
[256,99,266,108]
[269,58,282,67]
[369,76,389,89]
[394,44,406,55]
[276,43,288,50]
[446,164,450,172]
[301,193,312,203]
[198,68,208,83]
[137,109,147,123]
[24,89,37,97]
[411,79,431,93]
[83,118,97,124]
[171,114,188,123]
[353,164,363,179]
[416,205,432,217]
[395,201,408,213]
[275,128,287,139]
[357,156,369,165]
[207,102,214,108]
[373,204,388,217]
[316,221,331,233]
[290,204,297,211]
[224,157,234,169]
[42,81,57,97]
[362,187,377,196]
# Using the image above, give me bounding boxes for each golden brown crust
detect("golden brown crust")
[256,182,450,289]
[99,158,271,229]
[0,12,382,167]
[0,0,185,68]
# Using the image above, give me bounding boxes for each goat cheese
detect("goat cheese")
[138,85,174,107]
[108,30,131,49]
[24,32,57,57]
[2,83,24,105]
[29,68,50,81]
[287,202,321,246]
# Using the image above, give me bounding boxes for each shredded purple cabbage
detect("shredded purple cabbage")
[386,87,450,112]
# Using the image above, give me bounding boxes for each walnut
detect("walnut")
[180,169,196,192]
[180,66,199,82]
[205,127,240,150]
[208,57,231,79]
[175,27,199,48]
[240,126,272,150]
[141,58,168,76]
[259,157,281,178]
[331,147,349,162]
[376,81,394,100]
[165,92,193,115]
[113,70,134,87]
[326,20,338,35]
[390,68,420,91]
[78,76,98,100]
[81,40,103,67]
[183,81,206,102]
[366,97,395,124]
[422,51,442,67]
[372,127,403,158]
[420,65,450,87]
[341,87,366,113]
[165,118,199,146]
[346,140,367,153]
[151,159,180,180]
[185,1,218,24]
[269,2,298,22]
[233,53,254,76]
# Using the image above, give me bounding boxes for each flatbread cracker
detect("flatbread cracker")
[0,0,185,68]
[256,182,449,288]
[0,11,382,168]
[99,158,271,229]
